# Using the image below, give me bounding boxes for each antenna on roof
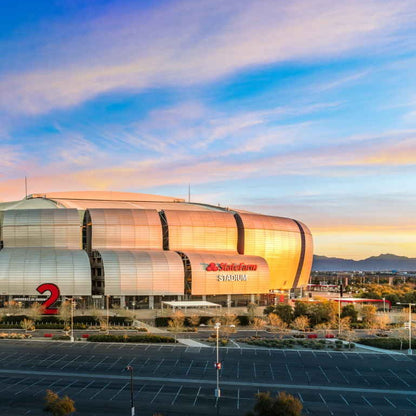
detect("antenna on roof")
[25,176,28,199]
[188,184,191,203]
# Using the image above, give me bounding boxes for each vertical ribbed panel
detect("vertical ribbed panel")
[180,251,270,295]
[164,210,238,252]
[297,221,314,287]
[2,209,81,249]
[0,248,91,295]
[88,209,163,249]
[237,213,311,290]
[99,249,184,295]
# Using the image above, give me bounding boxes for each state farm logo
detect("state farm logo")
[206,262,219,271]
[205,262,257,271]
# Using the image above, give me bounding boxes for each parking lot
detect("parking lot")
[0,341,416,415]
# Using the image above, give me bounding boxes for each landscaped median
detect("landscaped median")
[86,334,176,343]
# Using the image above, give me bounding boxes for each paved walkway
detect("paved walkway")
[177,338,210,347]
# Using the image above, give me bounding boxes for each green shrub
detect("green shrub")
[358,338,414,350]
[109,316,133,326]
[87,334,175,343]
[52,335,70,341]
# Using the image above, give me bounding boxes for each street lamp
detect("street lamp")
[397,302,415,355]
[126,365,135,416]
[70,297,75,342]
[383,297,386,313]
[214,322,221,402]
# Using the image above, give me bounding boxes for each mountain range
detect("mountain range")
[312,254,416,272]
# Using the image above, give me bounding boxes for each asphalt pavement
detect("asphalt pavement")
[0,340,415,415]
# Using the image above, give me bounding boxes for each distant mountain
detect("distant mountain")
[312,254,416,272]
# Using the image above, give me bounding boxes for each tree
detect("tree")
[293,302,308,319]
[247,302,258,321]
[220,313,239,338]
[361,305,378,327]
[20,318,35,332]
[4,300,21,316]
[341,304,358,323]
[246,391,303,416]
[168,310,185,341]
[268,313,289,339]
[292,316,309,332]
[27,302,45,323]
[58,301,72,331]
[273,304,294,324]
[187,314,200,331]
[251,317,267,337]
[44,390,75,415]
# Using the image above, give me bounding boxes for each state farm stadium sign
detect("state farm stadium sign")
[205,262,257,282]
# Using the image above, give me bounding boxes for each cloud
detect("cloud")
[0,0,413,115]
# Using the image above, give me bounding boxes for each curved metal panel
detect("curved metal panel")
[297,221,314,287]
[181,251,270,295]
[99,249,184,296]
[88,209,163,249]
[237,213,312,290]
[0,248,91,295]
[164,210,238,253]
[2,209,81,249]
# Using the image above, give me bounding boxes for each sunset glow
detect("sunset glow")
[1,0,415,259]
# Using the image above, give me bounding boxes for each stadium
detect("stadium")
[0,191,313,310]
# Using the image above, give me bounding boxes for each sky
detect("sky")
[0,0,415,260]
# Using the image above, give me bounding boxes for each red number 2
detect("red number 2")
[36,283,60,315]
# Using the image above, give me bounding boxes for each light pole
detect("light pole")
[214,322,221,404]
[106,295,110,335]
[126,365,135,416]
[337,298,341,336]
[70,297,74,342]
[383,297,386,313]
[398,302,414,355]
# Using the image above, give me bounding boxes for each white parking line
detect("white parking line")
[319,366,330,383]
[0,352,18,363]
[75,354,96,370]
[15,378,45,395]
[335,366,349,384]
[388,369,410,387]
[60,355,82,370]
[253,362,257,378]
[297,392,304,403]
[32,378,62,396]
[407,398,416,407]
[192,386,201,406]
[89,382,111,400]
[384,396,396,408]
[56,379,79,394]
[3,377,30,392]
[76,380,95,396]
[171,385,183,405]
[269,363,275,381]
[237,361,240,379]
[33,354,56,368]
[109,382,129,400]
[91,356,109,370]
[340,394,349,405]
[354,369,369,385]
[151,384,164,404]
[379,375,390,386]
[185,360,193,375]
[362,396,382,416]
[237,388,240,409]
[47,354,68,368]
[285,364,293,382]
[107,356,122,370]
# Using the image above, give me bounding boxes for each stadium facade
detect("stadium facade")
[0,191,313,309]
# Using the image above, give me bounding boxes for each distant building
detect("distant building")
[0,191,313,309]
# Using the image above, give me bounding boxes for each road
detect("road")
[0,340,415,415]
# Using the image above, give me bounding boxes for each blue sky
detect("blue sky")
[1,0,416,259]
